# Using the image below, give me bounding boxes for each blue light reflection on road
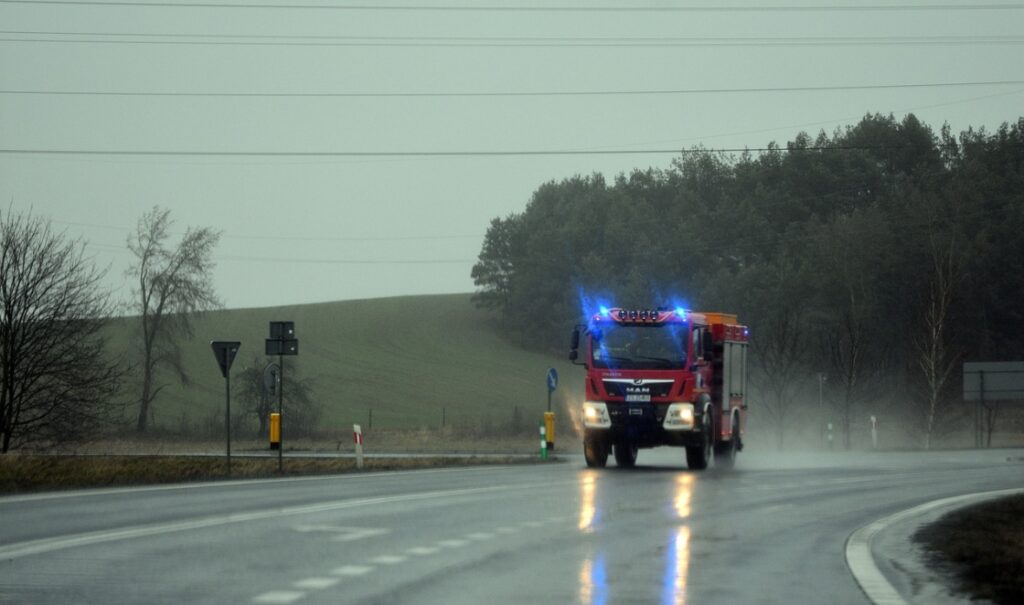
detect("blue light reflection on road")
[662,526,692,605]
[579,552,608,605]
[663,474,694,604]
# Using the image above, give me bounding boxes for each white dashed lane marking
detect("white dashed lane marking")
[255,515,559,603]
[331,565,374,577]
[437,539,468,548]
[252,590,306,604]
[293,577,339,590]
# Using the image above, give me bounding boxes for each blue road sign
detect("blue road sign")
[547,367,559,393]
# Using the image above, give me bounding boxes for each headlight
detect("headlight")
[582,401,611,429]
[663,403,695,430]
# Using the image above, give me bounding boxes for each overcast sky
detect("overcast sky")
[1,1,1022,310]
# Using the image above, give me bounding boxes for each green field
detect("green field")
[112,293,579,438]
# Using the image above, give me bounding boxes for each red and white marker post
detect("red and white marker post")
[353,424,364,470]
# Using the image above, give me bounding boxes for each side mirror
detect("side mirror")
[702,331,714,359]
[569,350,578,362]
[570,328,580,350]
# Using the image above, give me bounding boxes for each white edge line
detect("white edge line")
[845,487,1024,605]
[0,480,558,560]
[0,463,536,505]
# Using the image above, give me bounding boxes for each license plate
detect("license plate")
[625,394,651,403]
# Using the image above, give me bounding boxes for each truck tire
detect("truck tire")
[613,440,638,468]
[686,413,712,470]
[713,435,736,469]
[583,433,608,468]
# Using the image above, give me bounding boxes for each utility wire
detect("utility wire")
[4,32,1024,47]
[84,241,477,264]
[56,217,483,242]
[6,31,1024,44]
[3,80,1022,98]
[0,145,978,157]
[1,1,1021,12]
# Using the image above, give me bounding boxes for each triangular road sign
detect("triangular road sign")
[211,341,241,378]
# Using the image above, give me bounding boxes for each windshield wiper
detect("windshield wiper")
[635,356,678,368]
[598,355,635,365]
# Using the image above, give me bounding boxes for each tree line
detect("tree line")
[471,113,1024,449]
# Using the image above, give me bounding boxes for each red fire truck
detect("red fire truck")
[569,307,749,469]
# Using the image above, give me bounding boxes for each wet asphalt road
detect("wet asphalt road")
[1,448,1020,604]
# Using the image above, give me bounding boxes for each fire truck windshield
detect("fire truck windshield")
[591,323,689,370]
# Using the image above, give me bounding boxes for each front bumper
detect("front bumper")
[586,402,705,448]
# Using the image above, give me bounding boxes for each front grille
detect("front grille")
[602,379,675,398]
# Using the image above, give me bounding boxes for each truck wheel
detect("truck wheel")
[686,413,712,470]
[714,439,735,469]
[583,433,608,468]
[613,440,638,468]
[714,415,739,469]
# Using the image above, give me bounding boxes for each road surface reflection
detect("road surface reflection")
[578,470,599,532]
[577,470,694,605]
[664,474,694,604]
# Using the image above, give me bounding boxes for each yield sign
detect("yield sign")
[210,341,241,378]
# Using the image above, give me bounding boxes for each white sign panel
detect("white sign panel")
[963,361,1024,401]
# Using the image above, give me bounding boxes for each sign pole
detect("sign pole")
[278,351,284,472]
[210,341,240,477]
[266,321,297,473]
[225,348,232,476]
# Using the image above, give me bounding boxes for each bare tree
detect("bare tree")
[0,208,123,453]
[916,230,963,449]
[817,212,889,450]
[234,353,319,439]
[127,207,221,432]
[732,259,809,449]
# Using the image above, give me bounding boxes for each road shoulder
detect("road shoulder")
[846,487,1023,605]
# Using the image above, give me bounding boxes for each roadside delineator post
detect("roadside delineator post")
[269,412,281,449]
[827,422,834,450]
[354,424,364,470]
[546,367,558,450]
[870,415,878,449]
[539,423,548,459]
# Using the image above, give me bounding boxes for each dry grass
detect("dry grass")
[47,425,582,456]
[0,453,552,495]
[914,494,1024,605]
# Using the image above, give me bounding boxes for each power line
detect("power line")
[3,32,1024,47]
[0,145,975,158]
[1,1,1021,12]
[57,219,483,242]
[3,80,1022,99]
[84,242,476,264]
[217,254,474,265]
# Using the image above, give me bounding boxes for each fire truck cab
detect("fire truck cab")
[569,307,749,470]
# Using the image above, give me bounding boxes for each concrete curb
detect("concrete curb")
[846,487,1024,605]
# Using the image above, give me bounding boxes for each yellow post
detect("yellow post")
[269,412,281,450]
[544,411,555,451]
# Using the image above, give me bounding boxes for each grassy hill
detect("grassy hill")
[113,293,579,438]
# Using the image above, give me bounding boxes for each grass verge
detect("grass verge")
[913,494,1024,605]
[0,454,552,495]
